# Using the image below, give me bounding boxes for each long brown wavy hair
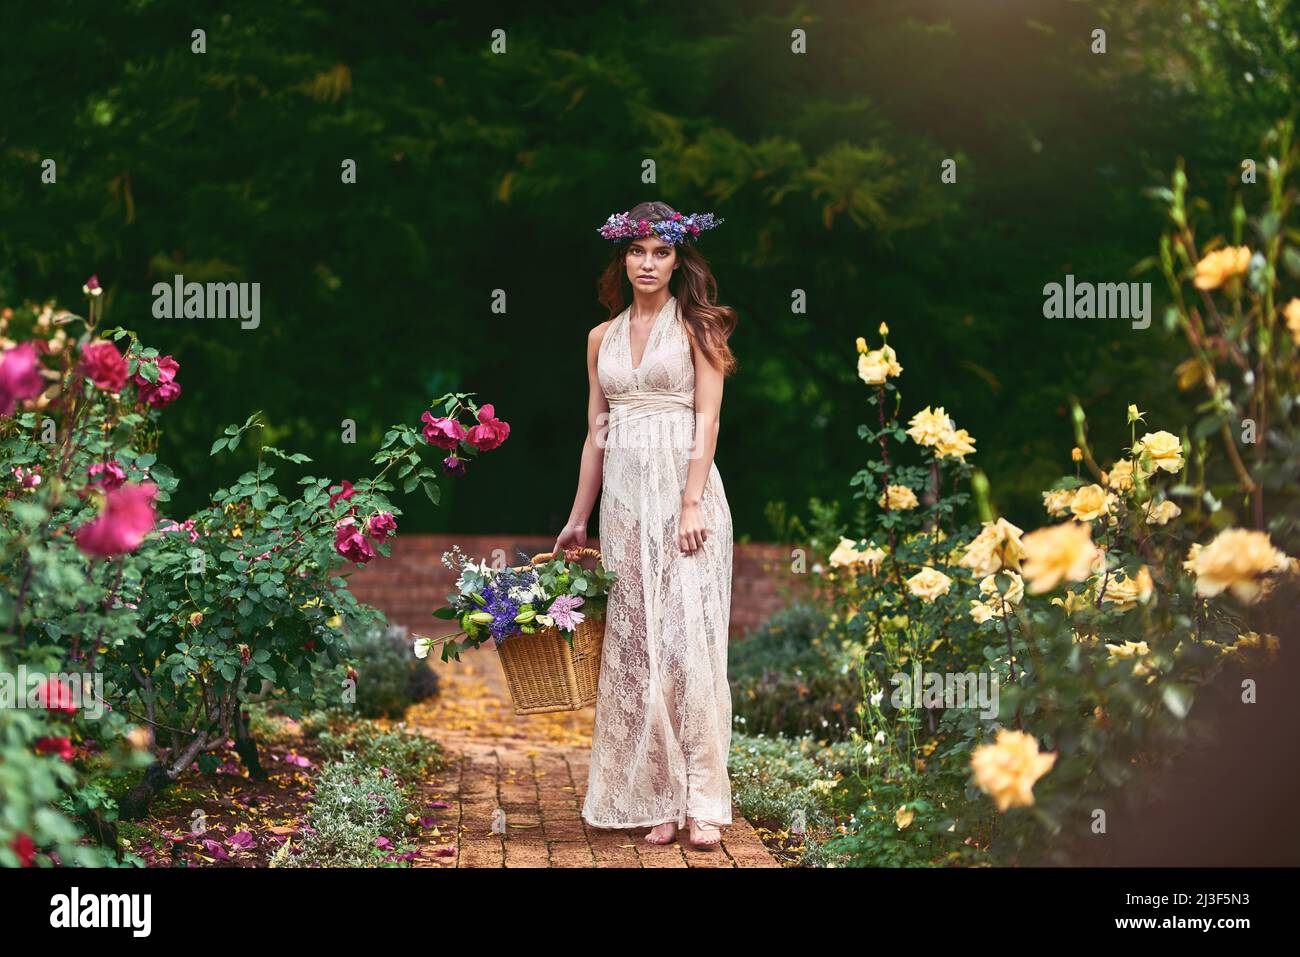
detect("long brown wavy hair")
[596,200,739,377]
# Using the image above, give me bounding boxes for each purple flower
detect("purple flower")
[442,453,466,476]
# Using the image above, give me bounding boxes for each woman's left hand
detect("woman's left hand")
[678,502,710,555]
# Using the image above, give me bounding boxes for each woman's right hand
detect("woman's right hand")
[552,522,587,560]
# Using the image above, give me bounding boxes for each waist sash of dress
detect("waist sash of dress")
[606,389,695,428]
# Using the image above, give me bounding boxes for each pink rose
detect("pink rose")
[132,355,181,408]
[80,340,129,393]
[328,480,356,509]
[334,518,377,564]
[75,482,159,557]
[0,342,45,416]
[35,676,79,715]
[465,403,510,452]
[34,736,76,761]
[366,511,397,541]
[442,453,466,476]
[420,411,467,450]
[88,461,127,492]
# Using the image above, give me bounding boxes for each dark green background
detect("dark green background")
[2,0,1293,538]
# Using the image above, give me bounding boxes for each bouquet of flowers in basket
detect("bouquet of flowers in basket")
[413,545,618,663]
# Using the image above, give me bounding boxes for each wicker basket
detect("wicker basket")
[495,547,606,714]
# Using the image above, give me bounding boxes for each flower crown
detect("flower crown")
[597,209,724,246]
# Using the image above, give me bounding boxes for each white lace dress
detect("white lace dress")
[581,294,735,830]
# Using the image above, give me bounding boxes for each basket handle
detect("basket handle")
[509,546,601,572]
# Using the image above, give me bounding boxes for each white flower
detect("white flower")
[874,730,886,744]
[413,637,432,660]
[870,690,884,707]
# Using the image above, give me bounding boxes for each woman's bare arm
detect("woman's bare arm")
[678,336,724,553]
[561,321,612,533]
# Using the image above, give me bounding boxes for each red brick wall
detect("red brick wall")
[345,534,811,641]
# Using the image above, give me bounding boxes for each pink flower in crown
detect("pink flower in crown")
[0,342,46,415]
[465,404,510,452]
[421,411,467,450]
[334,517,377,564]
[80,340,129,393]
[82,275,102,296]
[75,482,159,557]
[132,355,182,408]
[88,461,127,492]
[366,511,397,542]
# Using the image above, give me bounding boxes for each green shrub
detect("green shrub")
[281,755,413,867]
[346,622,439,719]
[729,603,860,740]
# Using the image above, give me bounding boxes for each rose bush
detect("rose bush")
[1,281,508,863]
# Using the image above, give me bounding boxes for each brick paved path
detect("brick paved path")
[406,642,780,868]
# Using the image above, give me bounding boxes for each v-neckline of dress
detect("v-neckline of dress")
[627,296,674,373]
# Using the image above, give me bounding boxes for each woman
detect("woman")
[552,201,738,849]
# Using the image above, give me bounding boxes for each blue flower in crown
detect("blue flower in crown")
[597,209,724,246]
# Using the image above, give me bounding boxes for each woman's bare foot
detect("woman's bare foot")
[687,816,721,849]
[645,821,677,845]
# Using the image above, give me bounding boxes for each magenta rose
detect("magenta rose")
[0,342,45,416]
[88,461,127,492]
[80,340,129,393]
[465,403,510,452]
[334,518,377,564]
[75,481,159,557]
[442,453,466,476]
[328,480,356,510]
[421,411,468,450]
[365,511,397,541]
[34,676,79,715]
[132,355,181,408]
[34,736,76,761]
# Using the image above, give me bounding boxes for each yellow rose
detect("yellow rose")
[1052,590,1088,615]
[1071,447,1083,463]
[881,344,902,377]
[1145,499,1181,526]
[1097,565,1154,612]
[906,406,953,447]
[1021,521,1099,594]
[1042,489,1074,518]
[1133,430,1184,474]
[1284,298,1300,339]
[857,350,890,385]
[828,537,887,574]
[935,426,976,460]
[856,336,868,354]
[1106,459,1134,492]
[957,518,1025,578]
[1193,245,1251,289]
[906,566,952,602]
[979,570,1024,609]
[878,484,919,510]
[879,321,890,337]
[1105,639,1154,678]
[1182,542,1201,575]
[970,729,1056,812]
[969,600,995,624]
[1191,528,1290,603]
[895,805,914,829]
[1069,484,1110,522]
